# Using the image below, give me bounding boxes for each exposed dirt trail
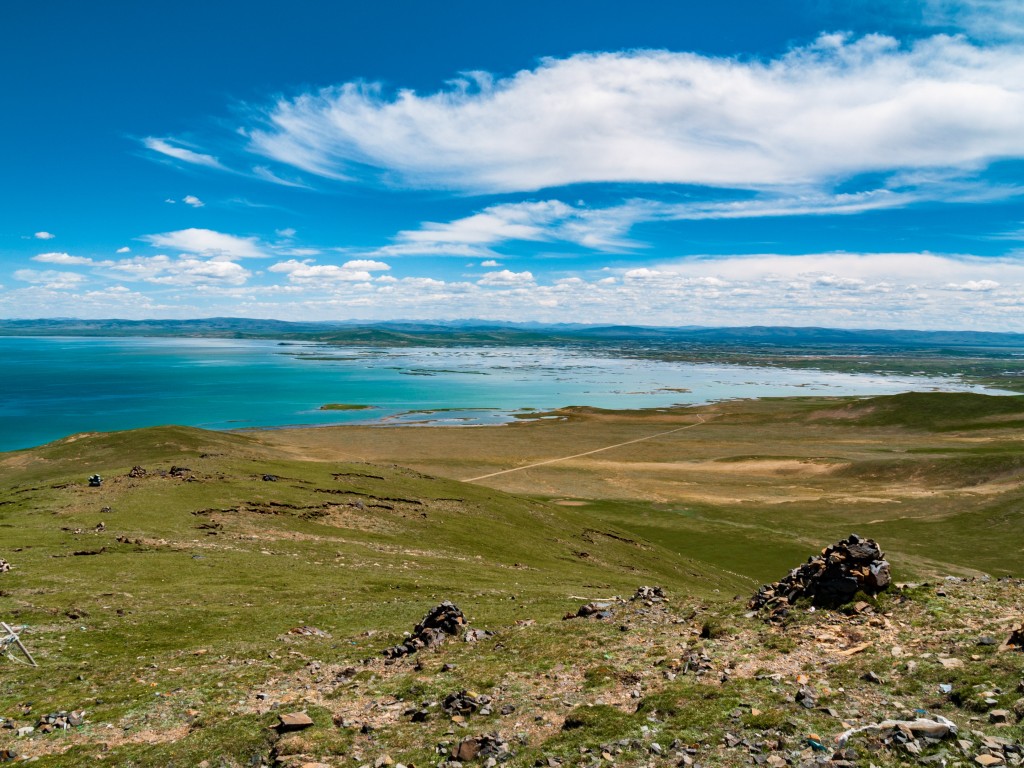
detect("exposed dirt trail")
[463,415,707,482]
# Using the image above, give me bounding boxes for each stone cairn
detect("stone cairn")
[35,710,86,734]
[750,534,891,619]
[382,601,466,659]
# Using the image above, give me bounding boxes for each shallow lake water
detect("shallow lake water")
[0,336,1011,451]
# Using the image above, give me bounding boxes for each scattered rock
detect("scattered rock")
[262,474,278,482]
[564,602,614,620]
[836,715,958,748]
[631,586,666,602]
[749,534,891,619]
[999,621,1024,652]
[285,626,330,638]
[276,712,314,732]
[382,601,466,659]
[0,559,9,574]
[464,628,494,643]
[974,755,1004,767]
[128,466,147,478]
[450,733,509,762]
[168,466,192,478]
[443,690,492,717]
[34,710,86,732]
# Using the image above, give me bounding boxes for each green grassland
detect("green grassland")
[1,392,1023,765]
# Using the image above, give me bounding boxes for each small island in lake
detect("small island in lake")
[318,403,374,411]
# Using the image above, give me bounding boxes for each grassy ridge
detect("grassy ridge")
[0,426,750,764]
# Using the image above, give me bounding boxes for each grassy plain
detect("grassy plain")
[1,392,1022,766]
[261,392,1024,582]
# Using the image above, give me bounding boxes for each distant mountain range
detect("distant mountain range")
[2,317,1024,350]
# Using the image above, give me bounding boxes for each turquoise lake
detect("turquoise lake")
[0,336,1011,452]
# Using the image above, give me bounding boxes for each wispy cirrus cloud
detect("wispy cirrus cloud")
[922,0,1024,41]
[245,34,1024,195]
[362,189,937,258]
[143,138,226,170]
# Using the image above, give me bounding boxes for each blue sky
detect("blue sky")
[3,0,1024,329]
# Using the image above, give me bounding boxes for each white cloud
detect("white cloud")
[143,138,225,170]
[367,189,955,261]
[32,252,93,265]
[183,195,204,208]
[116,247,131,254]
[141,228,267,260]
[246,36,1024,194]
[276,227,297,238]
[13,269,87,289]
[33,231,55,240]
[32,249,1009,329]
[373,199,640,257]
[477,269,535,286]
[944,279,1000,291]
[340,259,390,271]
[279,247,322,257]
[268,259,376,282]
[104,254,251,286]
[252,165,311,188]
[923,0,1024,41]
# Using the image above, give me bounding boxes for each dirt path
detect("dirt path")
[464,415,707,482]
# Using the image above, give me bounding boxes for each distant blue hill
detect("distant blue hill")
[2,317,1023,350]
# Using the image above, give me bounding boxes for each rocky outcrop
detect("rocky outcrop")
[750,534,891,617]
[381,601,466,659]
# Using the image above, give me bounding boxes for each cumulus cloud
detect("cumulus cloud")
[340,259,390,271]
[33,231,55,240]
[141,228,267,260]
[104,254,251,286]
[116,247,131,254]
[477,269,535,286]
[183,195,204,208]
[32,252,93,265]
[268,258,385,282]
[13,269,87,289]
[481,260,501,267]
[246,36,1024,194]
[617,252,1024,287]
[143,138,225,170]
